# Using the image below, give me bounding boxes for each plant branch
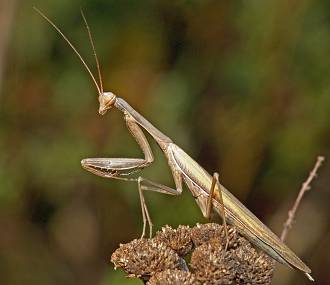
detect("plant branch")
[281,156,325,242]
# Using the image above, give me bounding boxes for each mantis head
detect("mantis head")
[98,92,116,115]
[34,8,116,116]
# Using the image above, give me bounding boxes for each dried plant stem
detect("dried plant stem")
[280,156,325,242]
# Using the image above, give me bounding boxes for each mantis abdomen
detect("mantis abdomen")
[170,144,312,277]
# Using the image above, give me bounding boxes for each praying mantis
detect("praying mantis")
[35,8,314,281]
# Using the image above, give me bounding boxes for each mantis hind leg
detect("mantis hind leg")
[207,172,229,252]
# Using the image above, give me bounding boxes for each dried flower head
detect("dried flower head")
[235,241,274,284]
[147,269,200,285]
[190,239,237,285]
[191,226,274,285]
[154,225,193,256]
[111,238,183,281]
[191,223,240,249]
[111,224,275,285]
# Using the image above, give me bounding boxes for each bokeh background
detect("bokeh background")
[0,0,329,284]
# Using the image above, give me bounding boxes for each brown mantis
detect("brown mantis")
[35,8,314,281]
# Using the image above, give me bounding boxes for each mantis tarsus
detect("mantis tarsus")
[35,7,314,281]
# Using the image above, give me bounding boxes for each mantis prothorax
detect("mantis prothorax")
[35,7,314,281]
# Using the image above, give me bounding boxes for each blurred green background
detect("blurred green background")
[0,0,329,284]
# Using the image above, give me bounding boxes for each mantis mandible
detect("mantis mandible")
[35,8,313,281]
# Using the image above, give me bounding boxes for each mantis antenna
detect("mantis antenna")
[80,9,104,95]
[33,7,102,96]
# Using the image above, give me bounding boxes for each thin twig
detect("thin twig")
[281,156,325,242]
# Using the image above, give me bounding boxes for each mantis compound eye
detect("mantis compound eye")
[98,92,116,115]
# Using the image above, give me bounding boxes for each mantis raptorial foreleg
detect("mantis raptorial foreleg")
[124,114,153,169]
[84,113,184,238]
[84,114,154,179]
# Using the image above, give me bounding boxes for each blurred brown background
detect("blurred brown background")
[0,0,329,284]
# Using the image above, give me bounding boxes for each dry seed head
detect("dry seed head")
[111,238,182,280]
[111,224,274,284]
[190,239,237,285]
[147,269,200,285]
[235,243,274,285]
[190,236,274,285]
[191,223,240,248]
[154,225,193,256]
